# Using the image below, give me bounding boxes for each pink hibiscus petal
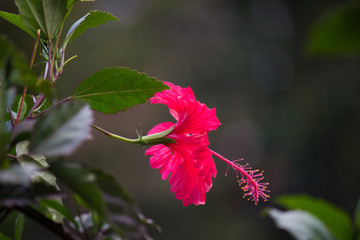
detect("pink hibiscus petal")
[146,81,268,206]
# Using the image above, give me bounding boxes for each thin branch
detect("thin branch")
[91,124,140,144]
[16,206,81,240]
[52,50,65,87]
[30,29,41,69]
[48,42,52,80]
[29,97,71,119]
[26,94,45,119]
[5,154,17,159]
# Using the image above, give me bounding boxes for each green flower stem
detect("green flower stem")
[91,124,176,145]
[91,124,140,144]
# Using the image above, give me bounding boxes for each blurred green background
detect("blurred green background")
[1,0,360,239]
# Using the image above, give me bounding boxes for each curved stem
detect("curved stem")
[5,154,17,159]
[210,150,260,202]
[29,97,71,119]
[92,124,176,145]
[26,94,45,119]
[47,42,52,80]
[91,124,139,144]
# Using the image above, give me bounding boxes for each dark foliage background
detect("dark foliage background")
[1,0,359,239]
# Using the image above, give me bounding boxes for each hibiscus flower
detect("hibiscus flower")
[146,82,269,206]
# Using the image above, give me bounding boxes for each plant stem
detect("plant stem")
[16,206,81,240]
[30,29,41,70]
[29,96,71,119]
[26,94,45,119]
[48,42,52,80]
[92,124,176,145]
[15,29,41,125]
[91,124,140,144]
[5,154,17,159]
[52,50,65,87]
[15,88,27,125]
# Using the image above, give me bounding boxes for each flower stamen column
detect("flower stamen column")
[210,150,269,204]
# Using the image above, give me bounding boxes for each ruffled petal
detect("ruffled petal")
[150,82,220,134]
[150,82,195,119]
[175,101,220,134]
[169,152,208,206]
[147,121,210,150]
[146,82,221,206]
[192,146,217,191]
[147,122,175,135]
[146,144,183,180]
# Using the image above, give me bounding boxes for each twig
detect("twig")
[5,154,17,159]
[26,94,45,119]
[29,97,71,119]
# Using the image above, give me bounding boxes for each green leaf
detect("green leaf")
[0,37,52,97]
[354,198,360,240]
[67,0,76,8]
[14,95,28,121]
[0,182,59,207]
[30,101,93,157]
[14,0,67,41]
[90,168,157,239]
[6,95,35,123]
[268,208,337,240]
[277,195,352,240]
[71,67,169,114]
[14,141,64,224]
[0,74,9,162]
[9,119,36,148]
[0,165,59,207]
[67,0,95,8]
[40,199,78,227]
[308,6,360,56]
[15,213,25,240]
[48,161,106,217]
[0,165,31,186]
[49,162,156,239]
[0,11,34,37]
[16,141,59,190]
[63,10,118,49]
[0,232,12,240]
[2,88,16,139]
